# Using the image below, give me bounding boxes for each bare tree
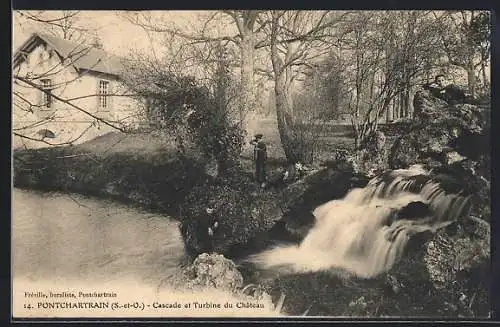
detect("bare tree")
[311,11,453,149]
[117,10,490,164]
[122,11,266,136]
[433,10,491,97]
[265,10,347,164]
[17,10,102,44]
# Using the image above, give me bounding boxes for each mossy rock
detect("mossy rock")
[179,180,282,258]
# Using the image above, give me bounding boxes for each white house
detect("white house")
[12,32,145,149]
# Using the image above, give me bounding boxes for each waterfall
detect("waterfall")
[248,165,472,279]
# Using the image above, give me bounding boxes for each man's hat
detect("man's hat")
[255,133,263,139]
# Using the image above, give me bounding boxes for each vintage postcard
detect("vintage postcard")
[11,10,492,320]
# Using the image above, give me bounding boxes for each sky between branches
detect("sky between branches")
[12,11,207,56]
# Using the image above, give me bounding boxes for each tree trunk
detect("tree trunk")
[480,61,487,90]
[390,97,396,122]
[240,34,256,137]
[270,13,302,164]
[386,102,391,124]
[403,64,412,118]
[353,45,362,150]
[393,95,399,120]
[275,71,300,164]
[399,92,404,119]
[466,60,476,97]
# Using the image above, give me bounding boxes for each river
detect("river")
[13,188,186,284]
[11,165,476,318]
[12,189,279,318]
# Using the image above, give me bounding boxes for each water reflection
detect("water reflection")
[12,189,185,285]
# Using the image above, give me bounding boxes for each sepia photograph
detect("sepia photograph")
[11,9,492,319]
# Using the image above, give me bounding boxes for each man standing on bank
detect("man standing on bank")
[250,134,267,188]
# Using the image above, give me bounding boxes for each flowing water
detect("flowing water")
[12,165,472,317]
[248,165,473,279]
[12,189,279,318]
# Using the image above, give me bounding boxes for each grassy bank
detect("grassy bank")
[13,132,210,217]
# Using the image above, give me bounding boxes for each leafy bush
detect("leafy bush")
[133,66,244,177]
[186,97,244,176]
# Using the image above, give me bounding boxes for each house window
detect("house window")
[98,80,110,110]
[40,79,53,109]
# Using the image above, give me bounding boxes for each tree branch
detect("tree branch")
[127,13,240,46]
[19,11,81,24]
[15,75,128,133]
[13,121,94,146]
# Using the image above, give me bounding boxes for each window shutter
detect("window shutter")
[108,81,113,111]
[96,79,100,111]
[38,79,52,110]
[38,82,43,107]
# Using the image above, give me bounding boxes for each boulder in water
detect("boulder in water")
[390,91,490,226]
[179,177,283,258]
[396,201,431,221]
[165,252,281,313]
[390,92,489,171]
[182,253,244,292]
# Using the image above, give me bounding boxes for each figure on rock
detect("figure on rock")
[422,74,476,105]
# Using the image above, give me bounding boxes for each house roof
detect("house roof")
[13,32,127,77]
